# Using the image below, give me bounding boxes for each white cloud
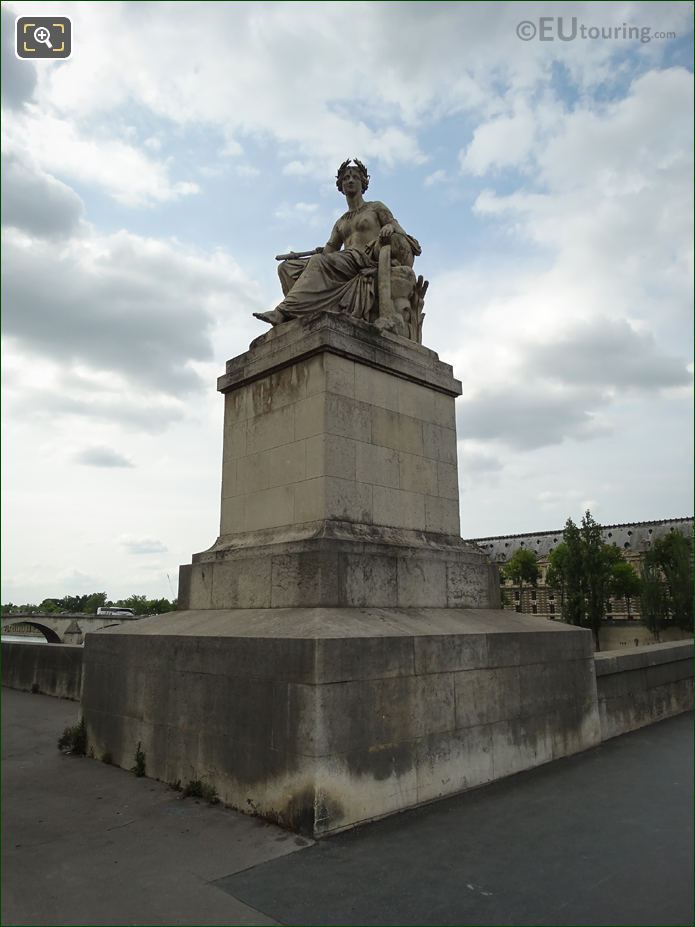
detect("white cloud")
[5,110,200,207]
[421,66,693,459]
[1,6,36,109]
[527,318,691,392]
[275,201,322,226]
[1,152,85,238]
[424,169,447,187]
[235,164,261,178]
[4,2,690,202]
[119,536,168,555]
[74,447,134,468]
[2,192,263,402]
[460,100,537,175]
[458,383,611,451]
[283,161,313,176]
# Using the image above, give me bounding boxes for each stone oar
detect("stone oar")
[274,249,321,261]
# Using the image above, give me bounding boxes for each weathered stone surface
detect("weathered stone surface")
[2,641,83,700]
[81,608,602,836]
[82,309,664,841]
[219,312,460,396]
[594,640,693,740]
[215,315,463,545]
[181,536,498,611]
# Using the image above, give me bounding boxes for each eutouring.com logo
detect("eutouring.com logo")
[516,17,676,44]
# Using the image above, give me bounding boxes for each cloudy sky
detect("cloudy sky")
[2,1,693,604]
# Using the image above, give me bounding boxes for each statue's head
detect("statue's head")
[336,158,370,193]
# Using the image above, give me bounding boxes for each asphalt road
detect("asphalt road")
[2,687,692,926]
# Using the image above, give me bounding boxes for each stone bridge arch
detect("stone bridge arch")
[4,620,62,643]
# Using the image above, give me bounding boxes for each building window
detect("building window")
[514,590,520,600]
[531,590,536,601]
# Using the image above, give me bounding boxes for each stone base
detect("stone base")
[180,521,500,610]
[82,608,600,837]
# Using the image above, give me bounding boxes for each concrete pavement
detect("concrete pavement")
[2,687,692,926]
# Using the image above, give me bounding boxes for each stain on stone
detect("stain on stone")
[266,787,316,835]
[261,787,345,837]
[346,741,415,782]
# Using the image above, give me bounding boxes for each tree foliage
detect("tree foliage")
[2,593,177,616]
[609,561,642,618]
[556,512,638,651]
[501,548,539,609]
[503,548,540,588]
[545,542,569,610]
[561,518,585,631]
[640,557,668,641]
[580,511,615,651]
[641,531,693,632]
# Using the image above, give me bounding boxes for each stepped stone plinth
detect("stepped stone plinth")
[82,312,600,836]
[180,312,498,612]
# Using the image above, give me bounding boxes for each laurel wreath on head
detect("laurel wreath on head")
[336,157,370,192]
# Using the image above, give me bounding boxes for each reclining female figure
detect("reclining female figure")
[253,159,422,333]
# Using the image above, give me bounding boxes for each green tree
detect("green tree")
[148,597,176,614]
[502,548,540,611]
[58,594,91,613]
[82,592,108,614]
[561,518,585,630]
[640,556,668,641]
[609,560,642,620]
[546,542,569,612]
[645,531,693,631]
[116,594,149,615]
[580,511,615,652]
[114,594,176,616]
[558,513,622,651]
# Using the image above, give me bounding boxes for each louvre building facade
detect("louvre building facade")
[469,517,693,648]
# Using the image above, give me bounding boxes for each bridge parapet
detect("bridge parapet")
[1,613,138,643]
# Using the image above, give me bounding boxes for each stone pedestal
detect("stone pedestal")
[82,312,601,836]
[179,312,498,611]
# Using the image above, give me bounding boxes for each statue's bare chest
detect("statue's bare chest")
[341,206,381,241]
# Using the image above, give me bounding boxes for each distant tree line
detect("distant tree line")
[2,592,176,616]
[501,511,693,651]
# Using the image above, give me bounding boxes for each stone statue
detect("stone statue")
[253,159,428,342]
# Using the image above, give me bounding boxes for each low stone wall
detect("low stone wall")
[2,641,83,701]
[595,640,693,741]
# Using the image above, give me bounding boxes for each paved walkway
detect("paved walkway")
[2,688,692,926]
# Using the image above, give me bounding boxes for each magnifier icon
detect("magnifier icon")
[33,26,53,49]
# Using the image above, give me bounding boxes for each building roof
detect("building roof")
[467,517,693,561]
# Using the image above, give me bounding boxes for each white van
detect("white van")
[96,607,135,617]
